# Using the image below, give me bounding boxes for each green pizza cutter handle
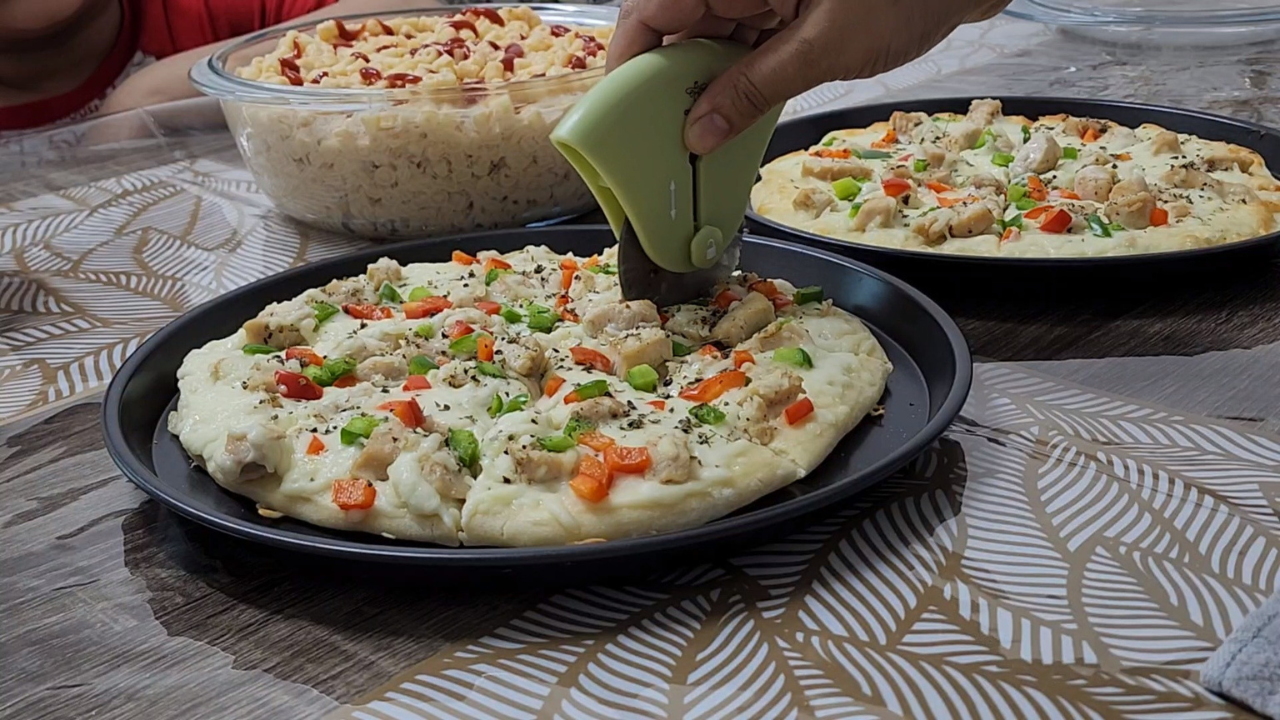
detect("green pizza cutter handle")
[549,39,784,274]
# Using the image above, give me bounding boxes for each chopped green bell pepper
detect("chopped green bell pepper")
[689,404,726,426]
[340,415,382,445]
[625,364,659,393]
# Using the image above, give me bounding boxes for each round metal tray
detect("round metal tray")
[102,226,970,578]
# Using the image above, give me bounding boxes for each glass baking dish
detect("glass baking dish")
[191,4,617,239]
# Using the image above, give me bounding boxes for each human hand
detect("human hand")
[608,0,1011,155]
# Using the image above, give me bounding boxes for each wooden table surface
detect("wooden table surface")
[4,16,1280,720]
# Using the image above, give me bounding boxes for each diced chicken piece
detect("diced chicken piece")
[567,266,601,301]
[663,305,716,344]
[1166,202,1192,220]
[244,364,279,393]
[1150,131,1182,155]
[221,425,283,480]
[886,165,915,180]
[850,196,899,231]
[437,361,474,388]
[1062,117,1108,139]
[1077,149,1112,167]
[1074,165,1116,203]
[712,292,776,347]
[947,203,997,238]
[969,174,1006,193]
[801,156,874,182]
[509,442,578,485]
[749,365,804,413]
[447,280,486,309]
[941,122,983,153]
[487,272,541,302]
[736,395,776,444]
[917,144,950,170]
[352,424,403,482]
[570,396,628,424]
[973,186,1009,219]
[1104,126,1139,150]
[922,169,956,187]
[890,111,930,137]
[1202,151,1256,173]
[647,434,694,485]
[421,450,469,500]
[992,131,1016,154]
[356,355,408,383]
[965,98,1003,127]
[1160,166,1221,193]
[609,327,672,378]
[910,209,955,245]
[365,258,403,289]
[740,320,815,355]
[498,336,546,378]
[1105,175,1157,230]
[582,299,661,338]
[323,278,374,306]
[1219,182,1262,205]
[792,187,836,218]
[1011,132,1062,176]
[242,301,313,350]
[329,334,392,364]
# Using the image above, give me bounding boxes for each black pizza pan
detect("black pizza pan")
[745,96,1280,287]
[103,226,970,579]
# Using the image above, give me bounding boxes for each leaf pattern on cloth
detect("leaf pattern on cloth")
[0,158,377,421]
[327,366,1277,720]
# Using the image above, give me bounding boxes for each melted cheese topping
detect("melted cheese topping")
[752,99,1280,258]
[169,246,891,546]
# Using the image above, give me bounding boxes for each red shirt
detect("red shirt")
[1,0,336,132]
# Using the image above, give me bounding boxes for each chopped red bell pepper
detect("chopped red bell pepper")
[275,370,323,400]
[342,303,394,320]
[332,478,376,510]
[570,346,613,373]
[285,347,324,367]
[679,370,747,403]
[403,297,452,318]
[784,397,815,425]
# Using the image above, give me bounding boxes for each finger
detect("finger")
[704,0,773,19]
[684,19,832,154]
[668,14,740,45]
[607,0,709,71]
[728,23,762,47]
[736,10,781,30]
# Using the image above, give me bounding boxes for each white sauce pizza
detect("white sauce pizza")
[751,99,1280,258]
[167,245,892,547]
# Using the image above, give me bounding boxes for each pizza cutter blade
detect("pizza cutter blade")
[618,219,741,307]
[549,38,783,307]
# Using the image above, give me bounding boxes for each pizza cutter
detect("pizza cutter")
[549,39,784,307]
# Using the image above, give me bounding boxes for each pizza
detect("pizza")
[167,245,892,547]
[752,99,1280,258]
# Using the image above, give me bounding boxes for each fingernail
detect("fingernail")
[686,112,730,155]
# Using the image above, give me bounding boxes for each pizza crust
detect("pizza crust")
[169,245,893,547]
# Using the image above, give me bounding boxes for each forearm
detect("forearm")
[96,0,444,116]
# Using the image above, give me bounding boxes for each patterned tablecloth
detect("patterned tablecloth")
[319,363,1279,720]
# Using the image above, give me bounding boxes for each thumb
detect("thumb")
[683,23,829,155]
